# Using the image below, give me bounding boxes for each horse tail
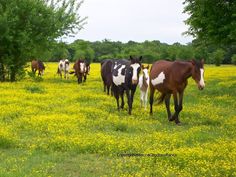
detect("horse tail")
[57,67,60,74]
[157,93,166,104]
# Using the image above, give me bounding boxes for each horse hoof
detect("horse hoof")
[176,122,181,126]
[169,117,175,121]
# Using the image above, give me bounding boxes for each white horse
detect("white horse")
[57,59,70,79]
[139,65,149,109]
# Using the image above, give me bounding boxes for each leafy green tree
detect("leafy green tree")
[50,42,69,62]
[231,54,236,65]
[0,0,86,81]
[70,40,95,62]
[210,49,225,66]
[183,0,236,47]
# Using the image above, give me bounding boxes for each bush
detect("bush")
[231,54,236,65]
[210,49,225,66]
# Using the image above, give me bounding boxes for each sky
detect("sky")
[64,0,193,45]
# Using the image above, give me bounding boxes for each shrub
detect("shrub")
[231,54,236,65]
[210,49,225,66]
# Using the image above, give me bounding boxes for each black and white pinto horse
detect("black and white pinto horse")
[57,59,70,79]
[112,56,142,115]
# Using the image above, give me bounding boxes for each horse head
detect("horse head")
[190,59,205,90]
[129,56,142,85]
[142,64,149,82]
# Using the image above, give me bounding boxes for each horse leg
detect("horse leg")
[103,79,106,93]
[126,89,131,115]
[78,75,82,84]
[120,89,125,109]
[107,85,110,95]
[144,90,148,110]
[175,92,184,124]
[60,71,62,79]
[113,87,120,111]
[84,74,87,82]
[149,86,155,115]
[171,91,182,125]
[165,94,172,121]
[140,91,144,108]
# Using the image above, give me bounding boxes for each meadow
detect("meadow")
[0,63,236,176]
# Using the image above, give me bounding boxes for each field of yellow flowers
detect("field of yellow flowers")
[0,63,236,176]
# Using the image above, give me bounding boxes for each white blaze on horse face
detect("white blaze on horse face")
[80,63,85,73]
[131,63,140,83]
[151,71,165,86]
[113,65,126,86]
[199,68,205,88]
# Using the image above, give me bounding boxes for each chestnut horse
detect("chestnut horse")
[149,59,205,125]
[70,59,87,84]
[31,60,45,76]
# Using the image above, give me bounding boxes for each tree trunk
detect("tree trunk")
[0,63,5,82]
[10,65,16,82]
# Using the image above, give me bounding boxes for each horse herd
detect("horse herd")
[101,56,205,125]
[31,59,90,83]
[31,57,205,125]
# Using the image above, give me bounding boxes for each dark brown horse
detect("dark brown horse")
[31,60,45,76]
[101,59,113,95]
[112,56,142,115]
[149,59,205,125]
[70,59,87,84]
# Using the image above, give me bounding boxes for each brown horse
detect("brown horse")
[31,60,45,76]
[149,59,205,125]
[70,59,87,84]
[101,59,113,95]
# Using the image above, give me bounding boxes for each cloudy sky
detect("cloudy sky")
[64,0,193,44]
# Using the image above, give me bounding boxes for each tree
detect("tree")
[70,40,95,62]
[0,0,86,81]
[49,42,69,62]
[183,0,236,47]
[231,54,236,65]
[210,49,225,66]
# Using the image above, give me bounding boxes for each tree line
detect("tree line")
[1,0,236,82]
[47,39,236,65]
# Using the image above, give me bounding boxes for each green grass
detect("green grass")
[0,63,236,176]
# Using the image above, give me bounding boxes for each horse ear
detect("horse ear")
[129,56,133,60]
[201,59,205,64]
[139,56,142,61]
[147,64,149,69]
[190,59,195,66]
[141,65,144,69]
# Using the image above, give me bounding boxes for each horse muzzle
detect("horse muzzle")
[198,83,205,90]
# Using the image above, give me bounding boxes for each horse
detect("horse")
[31,60,45,76]
[70,59,87,84]
[149,59,205,125]
[101,59,114,95]
[57,59,70,79]
[138,65,149,109]
[112,56,142,115]
[85,60,90,76]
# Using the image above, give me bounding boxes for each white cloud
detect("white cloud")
[64,0,193,44]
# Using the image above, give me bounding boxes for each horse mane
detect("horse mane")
[38,60,45,69]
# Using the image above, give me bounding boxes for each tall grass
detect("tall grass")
[0,63,235,176]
